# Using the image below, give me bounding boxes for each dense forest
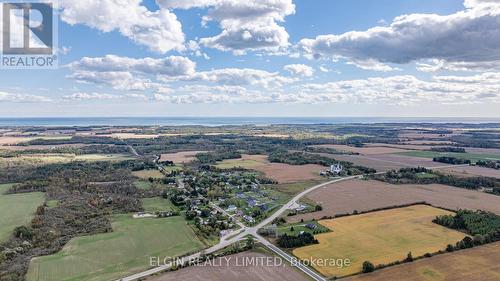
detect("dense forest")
[434,210,500,249]
[277,232,318,248]
[476,160,500,170]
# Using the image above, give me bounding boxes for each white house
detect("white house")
[330,163,343,174]
[226,205,237,212]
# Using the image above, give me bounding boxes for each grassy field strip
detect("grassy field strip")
[0,184,44,243]
[292,205,466,278]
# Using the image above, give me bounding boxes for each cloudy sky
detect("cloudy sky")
[1,0,500,117]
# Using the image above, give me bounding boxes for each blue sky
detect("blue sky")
[1,0,499,117]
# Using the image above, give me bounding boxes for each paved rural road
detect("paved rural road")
[117,164,468,281]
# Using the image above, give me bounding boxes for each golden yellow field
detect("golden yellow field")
[292,205,466,278]
[344,242,500,281]
[0,153,133,168]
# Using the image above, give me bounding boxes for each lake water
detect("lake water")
[0,117,499,127]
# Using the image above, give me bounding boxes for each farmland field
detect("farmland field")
[215,154,324,183]
[0,184,45,243]
[253,163,324,183]
[26,214,204,281]
[142,197,178,213]
[0,153,134,168]
[149,251,308,281]
[215,154,268,169]
[292,205,466,278]
[440,165,500,178]
[132,169,164,179]
[268,180,325,196]
[290,179,500,222]
[0,135,71,145]
[323,153,440,172]
[397,151,500,162]
[160,151,209,164]
[344,242,500,281]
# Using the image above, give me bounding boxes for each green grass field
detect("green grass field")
[397,151,500,163]
[0,184,45,243]
[132,169,164,179]
[26,211,204,281]
[267,180,324,196]
[133,180,152,190]
[162,165,183,173]
[142,197,177,213]
[292,205,466,278]
[45,200,59,209]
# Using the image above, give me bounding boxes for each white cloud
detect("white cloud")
[59,0,185,53]
[62,92,151,101]
[67,71,154,91]
[299,0,500,71]
[416,59,500,72]
[346,59,399,72]
[62,92,118,100]
[68,54,293,90]
[69,55,196,76]
[296,73,500,105]
[0,92,51,103]
[283,64,314,77]
[174,68,295,89]
[125,93,150,100]
[143,72,500,105]
[67,55,196,90]
[158,0,295,54]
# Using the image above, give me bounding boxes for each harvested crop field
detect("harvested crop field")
[216,154,324,183]
[0,136,36,145]
[148,251,307,281]
[0,153,134,168]
[98,133,159,139]
[343,242,500,281]
[160,151,209,164]
[440,165,500,178]
[289,179,500,223]
[324,153,440,172]
[215,154,269,169]
[292,205,465,278]
[0,143,89,151]
[253,163,324,183]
